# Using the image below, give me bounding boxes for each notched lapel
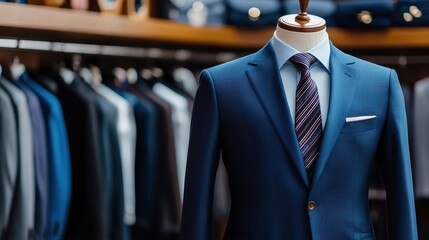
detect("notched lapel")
[311,44,360,190]
[246,43,310,188]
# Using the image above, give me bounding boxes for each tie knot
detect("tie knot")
[290,53,317,71]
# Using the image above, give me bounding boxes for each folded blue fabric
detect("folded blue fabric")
[394,0,429,26]
[336,0,394,28]
[226,0,283,28]
[167,0,225,26]
[284,0,337,26]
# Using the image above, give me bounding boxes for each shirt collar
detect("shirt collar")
[271,31,331,72]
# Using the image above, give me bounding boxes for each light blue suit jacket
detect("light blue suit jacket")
[181,42,417,240]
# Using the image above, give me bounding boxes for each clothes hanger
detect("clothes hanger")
[173,67,198,98]
[80,67,95,85]
[10,56,26,81]
[59,70,74,84]
[58,54,82,85]
[90,65,103,86]
[151,67,164,81]
[59,64,75,85]
[127,68,138,85]
[140,68,154,82]
[113,67,128,86]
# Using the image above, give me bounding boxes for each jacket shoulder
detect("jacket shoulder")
[332,45,392,75]
[202,52,256,81]
[352,56,391,73]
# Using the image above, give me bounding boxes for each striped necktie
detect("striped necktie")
[290,53,323,178]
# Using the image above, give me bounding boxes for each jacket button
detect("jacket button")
[308,201,316,211]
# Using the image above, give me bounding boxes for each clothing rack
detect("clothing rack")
[0,38,240,64]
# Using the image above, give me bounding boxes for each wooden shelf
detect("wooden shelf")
[1,2,429,51]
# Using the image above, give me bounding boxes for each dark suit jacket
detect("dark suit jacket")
[109,85,158,239]
[76,78,127,240]
[35,73,107,240]
[125,82,181,239]
[181,42,417,239]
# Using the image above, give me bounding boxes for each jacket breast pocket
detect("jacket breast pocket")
[341,117,377,134]
[361,231,376,240]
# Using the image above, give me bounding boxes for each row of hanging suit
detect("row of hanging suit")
[0,60,230,240]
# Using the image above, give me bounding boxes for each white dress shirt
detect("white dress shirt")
[271,32,331,128]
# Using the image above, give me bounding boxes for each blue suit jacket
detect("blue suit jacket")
[181,43,417,240]
[21,73,72,240]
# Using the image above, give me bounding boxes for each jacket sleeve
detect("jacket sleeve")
[180,70,221,240]
[378,69,418,239]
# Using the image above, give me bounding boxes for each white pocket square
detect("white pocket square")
[345,115,377,123]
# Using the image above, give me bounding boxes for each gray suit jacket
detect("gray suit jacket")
[0,86,18,238]
[0,78,35,240]
[413,78,429,198]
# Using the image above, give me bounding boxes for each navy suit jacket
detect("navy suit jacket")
[109,85,158,239]
[181,42,417,240]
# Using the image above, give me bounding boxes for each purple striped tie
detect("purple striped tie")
[290,53,322,178]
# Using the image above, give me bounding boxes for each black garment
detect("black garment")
[35,74,107,240]
[74,78,126,240]
[124,81,181,239]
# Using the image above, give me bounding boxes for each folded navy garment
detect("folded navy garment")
[336,0,394,28]
[225,0,284,28]
[284,0,337,26]
[167,0,225,27]
[394,0,429,26]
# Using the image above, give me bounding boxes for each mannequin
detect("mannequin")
[181,0,417,239]
[275,0,327,52]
